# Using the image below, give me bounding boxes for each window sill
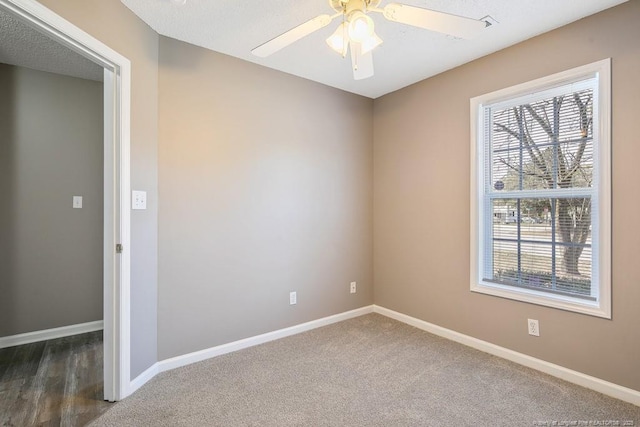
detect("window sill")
[471,281,611,319]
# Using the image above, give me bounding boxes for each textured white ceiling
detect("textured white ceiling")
[0,8,103,82]
[121,0,627,99]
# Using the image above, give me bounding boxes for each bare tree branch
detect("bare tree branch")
[524,103,555,138]
[565,93,592,180]
[514,108,552,184]
[519,118,547,165]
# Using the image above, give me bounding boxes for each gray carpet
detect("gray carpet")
[91,314,640,426]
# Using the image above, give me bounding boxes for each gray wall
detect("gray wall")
[157,38,374,359]
[0,64,103,336]
[39,0,159,379]
[373,1,640,392]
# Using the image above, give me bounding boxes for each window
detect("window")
[470,60,611,318]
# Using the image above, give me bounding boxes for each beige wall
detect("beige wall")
[37,0,159,378]
[157,37,373,359]
[373,1,640,392]
[0,64,103,336]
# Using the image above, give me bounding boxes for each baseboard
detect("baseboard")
[127,306,375,396]
[129,362,160,396]
[129,304,639,407]
[0,320,104,349]
[157,306,374,373]
[373,305,640,407]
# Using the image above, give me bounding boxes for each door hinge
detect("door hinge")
[116,244,123,254]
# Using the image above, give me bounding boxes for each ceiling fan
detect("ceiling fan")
[251,0,490,80]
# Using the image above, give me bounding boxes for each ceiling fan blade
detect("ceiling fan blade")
[350,42,374,80]
[382,3,486,39]
[251,15,333,57]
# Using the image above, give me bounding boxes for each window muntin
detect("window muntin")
[490,198,593,300]
[471,60,610,318]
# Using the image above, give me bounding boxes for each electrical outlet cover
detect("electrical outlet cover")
[72,196,83,209]
[132,190,147,210]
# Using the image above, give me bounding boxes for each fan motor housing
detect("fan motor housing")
[329,0,381,13]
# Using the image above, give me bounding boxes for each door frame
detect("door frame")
[0,0,131,401]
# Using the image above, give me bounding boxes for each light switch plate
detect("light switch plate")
[132,190,147,210]
[73,196,83,209]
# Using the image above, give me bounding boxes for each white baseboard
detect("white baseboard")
[127,304,639,408]
[129,362,160,396]
[373,305,640,407]
[128,306,375,395]
[0,320,104,349]
[156,306,374,373]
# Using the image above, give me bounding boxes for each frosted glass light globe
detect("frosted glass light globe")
[348,12,374,43]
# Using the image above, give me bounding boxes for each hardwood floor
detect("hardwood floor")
[0,331,112,426]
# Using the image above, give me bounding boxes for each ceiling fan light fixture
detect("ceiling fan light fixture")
[252,0,488,81]
[326,22,349,56]
[348,11,374,43]
[360,31,382,54]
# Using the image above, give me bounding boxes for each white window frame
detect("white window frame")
[470,59,611,319]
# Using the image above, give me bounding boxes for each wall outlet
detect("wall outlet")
[528,319,540,336]
[289,291,297,305]
[350,281,357,294]
[72,196,83,209]
[132,190,147,210]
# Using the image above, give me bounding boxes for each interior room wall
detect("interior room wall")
[26,0,638,395]
[0,64,103,336]
[157,37,374,359]
[373,1,640,392]
[38,0,159,379]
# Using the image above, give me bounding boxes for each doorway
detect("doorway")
[0,0,131,401]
